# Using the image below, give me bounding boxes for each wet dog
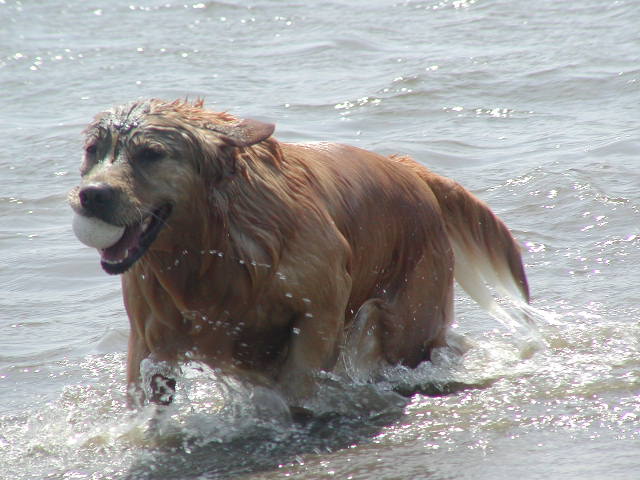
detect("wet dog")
[69,99,529,407]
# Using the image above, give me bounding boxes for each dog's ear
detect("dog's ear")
[206,118,275,148]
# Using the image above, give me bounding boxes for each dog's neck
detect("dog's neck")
[127,139,295,318]
[131,215,275,317]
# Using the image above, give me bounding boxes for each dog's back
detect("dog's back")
[278,142,453,321]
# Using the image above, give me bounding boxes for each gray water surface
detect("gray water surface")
[1,1,639,479]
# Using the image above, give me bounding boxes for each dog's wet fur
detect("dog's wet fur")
[69,99,529,407]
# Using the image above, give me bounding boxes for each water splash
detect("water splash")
[4,298,637,480]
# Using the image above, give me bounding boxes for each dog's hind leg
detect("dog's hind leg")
[383,249,455,368]
[344,241,455,379]
[341,298,389,381]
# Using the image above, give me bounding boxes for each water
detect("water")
[1,0,639,478]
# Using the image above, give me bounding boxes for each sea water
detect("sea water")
[1,0,639,478]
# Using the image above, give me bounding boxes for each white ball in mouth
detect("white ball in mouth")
[72,213,125,250]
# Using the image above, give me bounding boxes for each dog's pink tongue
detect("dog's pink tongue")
[101,224,142,262]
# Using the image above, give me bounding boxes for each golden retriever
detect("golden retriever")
[68,99,529,407]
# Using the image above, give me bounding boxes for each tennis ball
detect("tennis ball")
[72,213,125,249]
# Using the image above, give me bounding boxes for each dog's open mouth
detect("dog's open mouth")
[100,204,172,275]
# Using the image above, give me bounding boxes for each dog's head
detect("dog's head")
[68,99,274,275]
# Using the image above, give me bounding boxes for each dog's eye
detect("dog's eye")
[85,144,97,156]
[135,147,164,162]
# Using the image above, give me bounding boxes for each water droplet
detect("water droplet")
[292,327,301,335]
[285,292,293,298]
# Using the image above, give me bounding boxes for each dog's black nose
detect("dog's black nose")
[78,183,116,212]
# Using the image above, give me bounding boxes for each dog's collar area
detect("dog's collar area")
[100,204,172,275]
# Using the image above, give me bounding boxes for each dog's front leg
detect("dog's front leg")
[123,275,180,407]
[140,355,177,406]
[278,301,348,406]
[126,328,150,408]
[127,333,177,407]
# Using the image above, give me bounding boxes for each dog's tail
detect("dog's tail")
[389,154,531,327]
[423,171,530,327]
